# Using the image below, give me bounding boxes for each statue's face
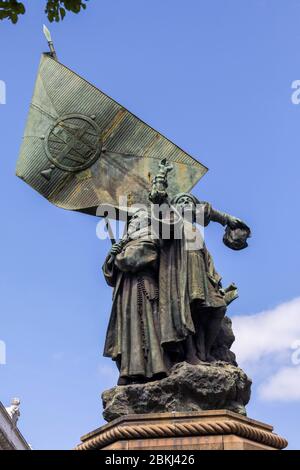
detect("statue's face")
[174,195,197,223]
[127,211,149,236]
[175,195,195,211]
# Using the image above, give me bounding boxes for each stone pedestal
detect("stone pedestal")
[75,410,288,450]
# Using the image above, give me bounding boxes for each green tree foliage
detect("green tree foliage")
[0,0,89,24]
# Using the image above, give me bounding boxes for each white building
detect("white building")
[0,399,30,450]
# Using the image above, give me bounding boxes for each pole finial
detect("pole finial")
[43,24,57,60]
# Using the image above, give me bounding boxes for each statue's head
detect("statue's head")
[171,193,199,223]
[127,208,150,237]
[171,193,199,210]
[11,398,20,407]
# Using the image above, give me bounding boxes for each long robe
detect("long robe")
[158,202,227,348]
[103,237,167,379]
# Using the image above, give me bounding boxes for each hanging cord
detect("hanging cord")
[137,276,159,362]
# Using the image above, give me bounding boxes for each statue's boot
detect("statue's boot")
[116,358,130,385]
[117,376,131,386]
[191,301,210,362]
[184,335,202,365]
[117,375,148,385]
[194,325,206,361]
[205,307,226,360]
[205,353,217,363]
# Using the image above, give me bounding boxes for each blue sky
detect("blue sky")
[0,0,300,449]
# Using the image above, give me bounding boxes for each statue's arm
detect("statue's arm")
[208,205,251,250]
[102,241,125,287]
[102,255,117,287]
[209,207,230,226]
[209,206,247,229]
[149,159,173,205]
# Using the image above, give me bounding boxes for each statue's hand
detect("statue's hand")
[227,216,246,229]
[110,242,123,257]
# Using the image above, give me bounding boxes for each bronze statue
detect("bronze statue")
[103,161,251,385]
[103,208,167,385]
[163,192,248,364]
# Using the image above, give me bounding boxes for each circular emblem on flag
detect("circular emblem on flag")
[44,114,102,172]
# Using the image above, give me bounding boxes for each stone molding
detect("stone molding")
[76,410,288,451]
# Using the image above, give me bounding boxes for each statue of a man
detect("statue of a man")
[102,161,250,384]
[159,192,250,364]
[102,208,167,385]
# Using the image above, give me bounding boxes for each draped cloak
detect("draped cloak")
[158,201,227,348]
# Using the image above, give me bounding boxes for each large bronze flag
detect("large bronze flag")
[16,54,208,215]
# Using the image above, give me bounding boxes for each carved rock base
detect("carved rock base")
[102,361,251,422]
[75,410,288,450]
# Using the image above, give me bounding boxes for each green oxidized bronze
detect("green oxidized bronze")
[16,54,207,216]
